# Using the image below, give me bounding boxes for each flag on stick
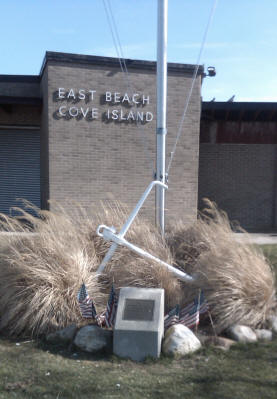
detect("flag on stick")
[104,284,118,328]
[77,283,97,319]
[96,310,106,327]
[164,304,180,330]
[179,291,208,329]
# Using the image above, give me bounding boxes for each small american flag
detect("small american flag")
[164,304,180,330]
[179,291,208,329]
[96,310,106,327]
[77,283,97,319]
[104,284,118,328]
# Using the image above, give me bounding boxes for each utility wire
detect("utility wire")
[166,0,218,176]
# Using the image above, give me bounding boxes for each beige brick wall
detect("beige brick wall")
[42,59,201,225]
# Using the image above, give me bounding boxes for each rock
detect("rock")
[272,316,277,333]
[268,315,277,334]
[46,324,77,344]
[162,324,201,357]
[194,332,209,345]
[227,325,257,343]
[204,336,236,351]
[74,325,112,353]
[255,329,272,341]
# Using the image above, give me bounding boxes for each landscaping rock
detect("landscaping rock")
[162,324,201,357]
[74,325,112,353]
[194,332,209,345]
[227,325,257,343]
[269,315,277,334]
[46,324,77,344]
[255,329,272,341]
[204,336,236,351]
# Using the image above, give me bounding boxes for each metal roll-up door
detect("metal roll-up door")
[0,129,40,215]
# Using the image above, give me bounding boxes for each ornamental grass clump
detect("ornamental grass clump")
[0,201,182,337]
[93,203,183,311]
[0,198,276,337]
[167,199,276,333]
[0,202,103,337]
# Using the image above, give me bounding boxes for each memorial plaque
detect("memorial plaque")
[113,287,164,361]
[123,299,155,321]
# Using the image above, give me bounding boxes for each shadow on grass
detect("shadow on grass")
[36,338,116,363]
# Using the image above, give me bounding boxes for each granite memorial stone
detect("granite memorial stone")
[113,287,164,361]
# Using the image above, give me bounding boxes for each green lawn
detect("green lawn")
[1,335,277,399]
[0,245,277,399]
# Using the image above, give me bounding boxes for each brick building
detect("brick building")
[0,52,202,225]
[199,101,277,231]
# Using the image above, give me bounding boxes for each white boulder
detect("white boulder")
[227,325,257,343]
[162,324,201,357]
[268,315,277,334]
[74,325,112,353]
[255,329,272,341]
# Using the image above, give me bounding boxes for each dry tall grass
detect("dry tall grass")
[0,202,103,336]
[0,199,275,337]
[167,199,276,332]
[93,203,183,311]
[0,201,183,336]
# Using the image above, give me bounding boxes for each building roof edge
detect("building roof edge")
[0,75,40,83]
[40,51,204,76]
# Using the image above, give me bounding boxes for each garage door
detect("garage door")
[0,129,40,215]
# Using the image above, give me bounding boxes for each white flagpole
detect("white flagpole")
[156,0,168,235]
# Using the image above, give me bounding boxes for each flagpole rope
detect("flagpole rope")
[166,0,218,176]
[102,0,125,76]
[105,0,131,88]
[102,0,155,176]
[103,0,219,180]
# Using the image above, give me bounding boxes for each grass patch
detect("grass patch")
[1,335,277,399]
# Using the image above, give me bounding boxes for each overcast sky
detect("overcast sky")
[1,0,276,102]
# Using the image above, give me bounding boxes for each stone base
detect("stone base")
[113,287,164,361]
[114,330,162,361]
